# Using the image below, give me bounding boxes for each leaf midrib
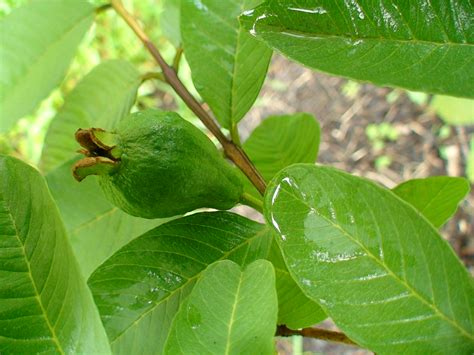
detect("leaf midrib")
[255,25,474,48]
[5,207,64,354]
[279,183,474,341]
[109,227,269,346]
[224,271,243,354]
[417,180,454,223]
[71,207,119,235]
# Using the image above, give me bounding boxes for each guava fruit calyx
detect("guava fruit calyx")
[72,128,121,182]
[72,156,118,182]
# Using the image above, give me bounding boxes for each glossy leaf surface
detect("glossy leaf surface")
[0,2,94,132]
[41,60,141,173]
[393,176,470,228]
[265,164,474,353]
[267,239,326,329]
[0,155,110,353]
[45,158,165,279]
[181,0,272,128]
[164,260,277,354]
[88,212,272,354]
[241,1,474,98]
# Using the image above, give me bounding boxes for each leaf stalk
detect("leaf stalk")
[172,46,183,71]
[240,192,263,212]
[276,325,356,346]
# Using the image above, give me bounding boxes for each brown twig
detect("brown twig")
[276,325,356,346]
[110,0,267,195]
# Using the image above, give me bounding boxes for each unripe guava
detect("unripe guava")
[73,109,243,218]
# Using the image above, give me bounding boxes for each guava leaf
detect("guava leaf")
[40,60,141,173]
[181,0,272,129]
[242,113,320,199]
[161,0,181,47]
[264,164,474,353]
[0,155,110,353]
[241,1,474,98]
[393,176,470,228]
[45,158,167,279]
[0,1,94,132]
[164,260,277,353]
[268,239,326,329]
[88,211,272,354]
[245,113,320,181]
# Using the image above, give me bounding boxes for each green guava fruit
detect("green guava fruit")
[72,109,243,218]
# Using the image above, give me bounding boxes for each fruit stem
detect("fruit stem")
[110,0,267,196]
[240,192,263,213]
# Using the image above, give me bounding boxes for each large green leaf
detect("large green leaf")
[0,2,94,132]
[241,1,474,98]
[393,176,470,228]
[45,158,165,279]
[181,0,272,129]
[88,211,272,354]
[264,164,474,353]
[268,239,326,329]
[164,260,277,353]
[40,60,141,173]
[0,155,110,353]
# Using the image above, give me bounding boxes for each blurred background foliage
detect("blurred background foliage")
[0,0,201,167]
[0,0,472,180]
[1,0,472,179]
